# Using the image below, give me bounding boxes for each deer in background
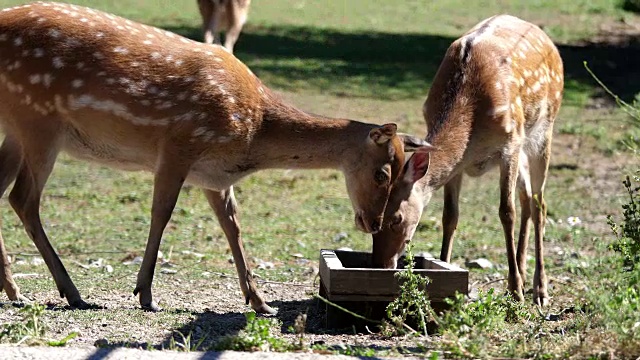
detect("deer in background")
[0,2,431,313]
[372,15,564,306]
[197,0,251,53]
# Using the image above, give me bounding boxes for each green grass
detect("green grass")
[0,0,639,358]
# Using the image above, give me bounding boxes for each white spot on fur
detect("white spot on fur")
[113,46,128,54]
[193,127,207,137]
[72,79,84,88]
[531,81,541,93]
[13,37,22,46]
[68,94,169,126]
[29,74,41,84]
[488,104,509,116]
[33,48,44,57]
[52,57,64,68]
[42,73,53,88]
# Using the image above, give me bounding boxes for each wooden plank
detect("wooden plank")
[327,269,467,300]
[319,249,344,293]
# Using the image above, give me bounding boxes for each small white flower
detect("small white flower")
[567,216,582,227]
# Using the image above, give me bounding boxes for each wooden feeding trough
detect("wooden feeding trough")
[318,249,469,329]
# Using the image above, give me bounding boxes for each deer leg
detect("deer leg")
[529,139,552,307]
[516,154,532,285]
[133,155,190,311]
[8,131,88,308]
[203,187,276,315]
[223,1,243,53]
[499,149,524,302]
[0,136,27,301]
[440,174,463,263]
[199,0,219,45]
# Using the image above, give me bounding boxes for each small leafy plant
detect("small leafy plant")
[384,241,434,336]
[165,330,207,352]
[0,303,77,346]
[215,311,293,352]
[437,289,530,335]
[608,173,640,269]
[0,303,46,344]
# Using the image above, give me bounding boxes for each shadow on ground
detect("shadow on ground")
[164,23,640,103]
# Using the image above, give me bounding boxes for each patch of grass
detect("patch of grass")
[215,312,299,352]
[0,303,78,346]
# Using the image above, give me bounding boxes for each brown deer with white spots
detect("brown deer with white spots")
[0,2,431,312]
[197,0,251,53]
[371,15,564,306]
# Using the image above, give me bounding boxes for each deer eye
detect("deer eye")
[389,214,404,229]
[374,170,389,185]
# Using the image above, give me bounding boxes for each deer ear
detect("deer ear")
[398,133,436,153]
[369,123,398,145]
[403,150,430,184]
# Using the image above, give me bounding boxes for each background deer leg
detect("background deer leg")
[0,136,26,301]
[198,0,217,44]
[204,187,276,315]
[440,174,463,263]
[223,1,242,53]
[499,148,524,302]
[134,155,190,311]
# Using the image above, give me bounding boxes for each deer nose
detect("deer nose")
[370,220,381,233]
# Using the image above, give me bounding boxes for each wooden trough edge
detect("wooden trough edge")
[319,249,469,302]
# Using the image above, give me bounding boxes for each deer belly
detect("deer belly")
[63,127,155,172]
[465,153,501,177]
[187,163,242,191]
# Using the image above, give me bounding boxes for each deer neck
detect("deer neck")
[423,114,472,190]
[250,97,371,171]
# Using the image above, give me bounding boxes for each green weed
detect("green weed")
[384,242,434,336]
[438,289,531,336]
[608,173,640,269]
[214,312,296,352]
[0,303,78,346]
[165,330,207,352]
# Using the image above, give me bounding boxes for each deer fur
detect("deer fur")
[0,2,430,312]
[371,15,564,307]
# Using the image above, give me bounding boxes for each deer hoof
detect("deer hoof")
[69,298,91,310]
[141,301,162,312]
[253,303,277,315]
[533,290,549,307]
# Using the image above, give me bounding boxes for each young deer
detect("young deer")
[371,15,564,306]
[0,2,430,312]
[197,0,251,53]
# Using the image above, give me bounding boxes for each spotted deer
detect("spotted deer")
[371,15,564,306]
[0,2,431,312]
[197,0,250,53]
